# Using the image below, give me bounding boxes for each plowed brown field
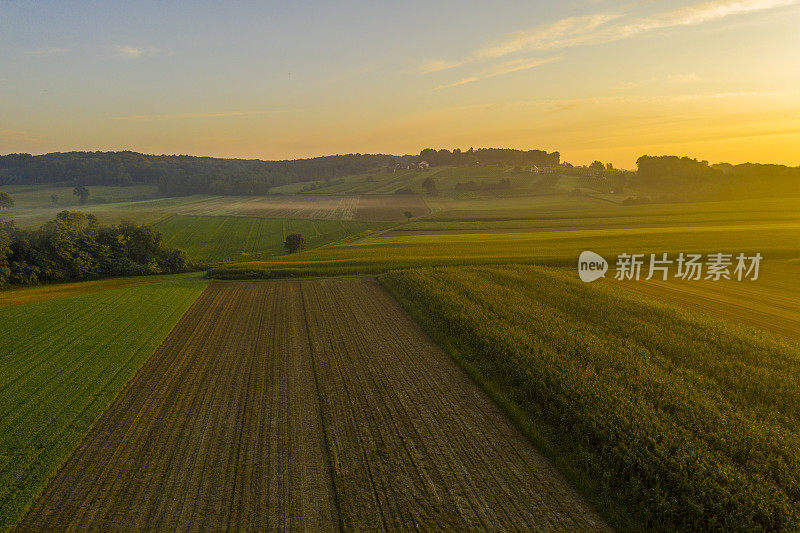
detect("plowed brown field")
[19,279,607,532]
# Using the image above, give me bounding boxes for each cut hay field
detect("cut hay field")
[382,265,800,531]
[20,279,607,531]
[0,274,207,532]
[154,214,383,263]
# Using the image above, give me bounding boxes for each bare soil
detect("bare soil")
[19,279,608,531]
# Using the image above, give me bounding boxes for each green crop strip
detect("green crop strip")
[382,265,800,531]
[0,274,207,532]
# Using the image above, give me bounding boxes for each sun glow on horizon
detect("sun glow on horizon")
[1,0,799,167]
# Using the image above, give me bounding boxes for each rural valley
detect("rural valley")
[3,1,800,531]
[2,150,800,531]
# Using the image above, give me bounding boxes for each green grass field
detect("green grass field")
[417,195,800,228]
[268,165,553,196]
[209,220,800,277]
[208,192,800,352]
[0,184,159,210]
[0,274,207,532]
[382,265,800,531]
[154,214,383,263]
[3,173,800,530]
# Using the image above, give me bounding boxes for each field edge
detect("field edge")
[377,271,628,531]
[2,278,209,533]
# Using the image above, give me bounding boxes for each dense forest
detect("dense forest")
[0,148,560,196]
[635,156,800,199]
[419,147,560,167]
[0,152,412,196]
[2,150,796,201]
[0,211,191,286]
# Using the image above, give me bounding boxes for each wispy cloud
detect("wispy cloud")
[0,128,42,144]
[605,0,799,41]
[112,45,158,58]
[434,77,480,90]
[475,13,622,61]
[433,57,562,90]
[419,59,467,74]
[422,0,798,73]
[111,109,301,121]
[25,47,69,57]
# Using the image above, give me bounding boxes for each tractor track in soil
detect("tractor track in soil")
[19,279,608,532]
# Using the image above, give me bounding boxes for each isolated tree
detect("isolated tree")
[422,177,438,196]
[404,210,413,221]
[0,192,14,210]
[283,233,306,254]
[73,185,90,205]
[50,194,59,206]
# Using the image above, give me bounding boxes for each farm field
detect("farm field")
[0,184,159,209]
[607,259,800,343]
[210,221,800,278]
[0,277,158,308]
[0,185,164,227]
[0,274,207,532]
[154,215,383,263]
[165,193,429,221]
[1,187,430,230]
[415,195,800,229]
[382,265,800,530]
[270,166,567,197]
[5,174,800,531]
[20,279,607,531]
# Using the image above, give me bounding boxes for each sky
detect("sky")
[1,0,799,168]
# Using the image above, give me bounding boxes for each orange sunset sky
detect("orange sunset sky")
[1,0,799,168]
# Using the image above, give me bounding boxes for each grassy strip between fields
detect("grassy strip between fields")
[381,265,800,531]
[0,274,208,532]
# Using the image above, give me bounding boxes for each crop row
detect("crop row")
[0,276,207,532]
[382,265,800,531]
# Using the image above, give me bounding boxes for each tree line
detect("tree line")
[419,147,560,167]
[0,212,191,286]
[635,156,800,199]
[0,151,413,196]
